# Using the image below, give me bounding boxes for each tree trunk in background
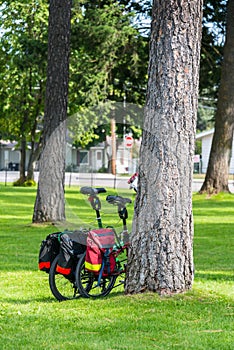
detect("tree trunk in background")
[33,0,71,223]
[26,140,41,181]
[125,0,203,295]
[19,138,27,183]
[199,0,234,194]
[111,118,117,175]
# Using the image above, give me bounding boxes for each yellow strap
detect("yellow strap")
[85,261,101,272]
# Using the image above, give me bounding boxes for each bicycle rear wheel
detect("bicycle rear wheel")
[75,253,117,298]
[49,255,80,301]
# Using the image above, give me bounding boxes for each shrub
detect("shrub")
[13,179,36,187]
[23,179,36,187]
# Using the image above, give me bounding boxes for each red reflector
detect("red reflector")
[39,261,50,270]
[56,265,71,275]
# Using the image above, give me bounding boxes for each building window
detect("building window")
[96,151,102,161]
[79,150,89,165]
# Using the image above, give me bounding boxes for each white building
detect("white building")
[66,138,138,174]
[0,140,20,170]
[0,139,137,174]
[196,128,234,174]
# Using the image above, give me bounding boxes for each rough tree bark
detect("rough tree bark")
[200,0,234,194]
[33,0,71,222]
[125,0,203,295]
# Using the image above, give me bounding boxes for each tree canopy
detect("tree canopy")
[0,0,149,170]
[0,0,231,179]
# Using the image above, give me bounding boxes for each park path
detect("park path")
[0,171,234,193]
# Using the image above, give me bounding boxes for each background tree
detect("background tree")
[33,0,71,223]
[200,0,234,194]
[0,0,149,177]
[0,0,48,183]
[197,0,226,132]
[125,0,203,294]
[68,0,148,148]
[70,0,149,108]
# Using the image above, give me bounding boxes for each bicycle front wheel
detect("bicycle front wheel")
[49,255,80,301]
[75,253,117,298]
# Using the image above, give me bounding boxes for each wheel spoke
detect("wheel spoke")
[75,254,117,298]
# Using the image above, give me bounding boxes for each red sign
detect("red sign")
[193,154,200,163]
[125,135,133,148]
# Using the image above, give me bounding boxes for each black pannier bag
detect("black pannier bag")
[38,232,61,273]
[56,230,87,277]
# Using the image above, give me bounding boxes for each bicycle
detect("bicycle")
[75,194,132,298]
[48,186,107,301]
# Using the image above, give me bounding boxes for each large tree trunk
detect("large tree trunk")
[199,0,234,194]
[125,0,203,295]
[33,0,71,223]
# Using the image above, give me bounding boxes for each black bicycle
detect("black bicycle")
[48,187,107,301]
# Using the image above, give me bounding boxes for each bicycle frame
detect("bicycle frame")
[80,186,106,228]
[75,194,132,298]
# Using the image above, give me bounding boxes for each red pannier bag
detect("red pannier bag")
[85,228,116,276]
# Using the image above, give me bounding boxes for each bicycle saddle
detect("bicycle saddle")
[106,195,132,206]
[80,187,106,196]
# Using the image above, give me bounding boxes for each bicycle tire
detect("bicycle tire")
[75,253,117,298]
[49,255,80,301]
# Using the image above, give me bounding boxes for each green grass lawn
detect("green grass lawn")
[0,184,233,350]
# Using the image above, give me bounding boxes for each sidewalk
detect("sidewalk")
[0,171,130,189]
[0,171,234,193]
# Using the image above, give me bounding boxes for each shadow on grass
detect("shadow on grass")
[195,272,234,282]
[1,296,57,304]
[194,210,234,217]
[1,292,125,304]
